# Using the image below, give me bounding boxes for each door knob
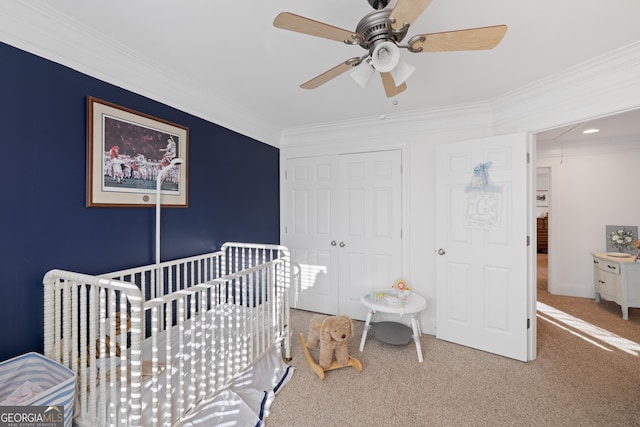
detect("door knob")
[331,240,337,246]
[339,242,346,247]
[437,248,446,255]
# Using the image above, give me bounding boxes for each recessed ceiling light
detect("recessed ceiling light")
[582,128,600,134]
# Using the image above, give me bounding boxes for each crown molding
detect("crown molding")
[280,102,494,148]
[491,41,640,135]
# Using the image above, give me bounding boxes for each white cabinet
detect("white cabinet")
[592,252,640,320]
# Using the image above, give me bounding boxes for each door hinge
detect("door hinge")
[526,152,530,164]
[527,318,531,329]
[527,235,530,246]
[284,170,287,179]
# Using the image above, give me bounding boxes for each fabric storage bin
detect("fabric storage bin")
[0,352,75,427]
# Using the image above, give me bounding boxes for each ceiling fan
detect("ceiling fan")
[273,0,507,98]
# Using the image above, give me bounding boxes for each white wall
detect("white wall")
[538,142,640,298]
[280,42,640,336]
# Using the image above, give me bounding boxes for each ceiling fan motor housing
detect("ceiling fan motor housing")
[355,9,409,54]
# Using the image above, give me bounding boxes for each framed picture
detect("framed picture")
[87,97,188,207]
[536,191,548,207]
[605,225,638,255]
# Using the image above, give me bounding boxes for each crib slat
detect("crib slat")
[164,300,173,427]
[119,294,128,425]
[150,305,159,425]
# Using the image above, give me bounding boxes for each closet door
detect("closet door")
[285,156,340,314]
[338,150,402,319]
[284,150,403,319]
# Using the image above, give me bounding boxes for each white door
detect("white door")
[338,151,402,319]
[286,156,340,315]
[284,150,403,320]
[435,134,529,361]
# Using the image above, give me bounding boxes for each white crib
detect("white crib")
[43,242,292,427]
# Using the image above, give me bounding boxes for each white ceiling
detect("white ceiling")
[2,0,640,144]
[536,108,640,157]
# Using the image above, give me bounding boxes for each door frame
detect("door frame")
[527,134,537,361]
[527,108,640,361]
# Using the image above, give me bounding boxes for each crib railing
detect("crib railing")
[222,242,291,359]
[141,258,288,426]
[43,270,145,426]
[100,251,225,303]
[99,244,291,359]
[43,243,291,427]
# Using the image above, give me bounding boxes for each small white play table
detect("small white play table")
[359,290,427,363]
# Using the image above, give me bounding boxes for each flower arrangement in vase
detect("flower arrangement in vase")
[608,228,635,252]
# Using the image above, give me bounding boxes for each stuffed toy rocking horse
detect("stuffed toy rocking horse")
[299,314,362,380]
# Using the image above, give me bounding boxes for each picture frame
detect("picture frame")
[605,225,638,255]
[87,97,188,207]
[536,191,548,207]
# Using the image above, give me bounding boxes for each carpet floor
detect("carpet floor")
[268,264,640,427]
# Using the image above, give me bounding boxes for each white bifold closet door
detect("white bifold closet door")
[285,150,402,320]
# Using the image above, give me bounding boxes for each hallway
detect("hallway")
[537,253,548,291]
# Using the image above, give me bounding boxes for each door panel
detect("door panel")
[436,134,528,361]
[286,156,340,314]
[338,151,402,319]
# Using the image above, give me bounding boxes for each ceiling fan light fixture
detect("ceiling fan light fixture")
[371,41,400,73]
[390,60,416,86]
[350,60,376,88]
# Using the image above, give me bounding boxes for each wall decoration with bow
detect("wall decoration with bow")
[464,162,502,229]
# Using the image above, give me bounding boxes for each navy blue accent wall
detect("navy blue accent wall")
[0,42,280,361]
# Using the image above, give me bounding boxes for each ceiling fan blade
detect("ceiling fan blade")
[300,59,360,89]
[389,0,433,31]
[380,72,407,98]
[274,12,362,44]
[409,25,508,52]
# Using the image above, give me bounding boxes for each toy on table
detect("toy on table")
[391,279,411,304]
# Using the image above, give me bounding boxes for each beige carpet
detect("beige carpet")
[268,284,640,426]
[537,253,548,290]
